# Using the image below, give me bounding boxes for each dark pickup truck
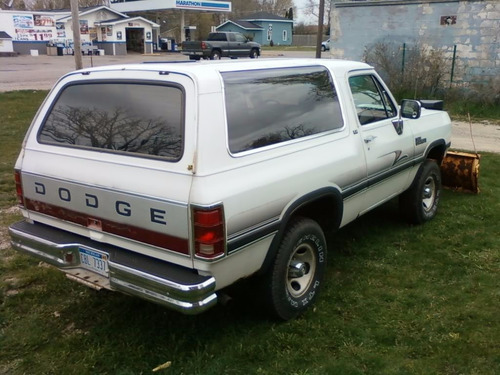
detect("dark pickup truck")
[181,32,261,60]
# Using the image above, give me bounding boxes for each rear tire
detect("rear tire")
[264,217,327,320]
[210,50,221,60]
[400,160,442,224]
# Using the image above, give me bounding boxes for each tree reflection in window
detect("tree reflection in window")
[39,83,183,160]
[223,66,343,153]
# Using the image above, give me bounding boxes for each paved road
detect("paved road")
[450,120,500,154]
[0,52,186,92]
[0,50,314,92]
[1,51,498,153]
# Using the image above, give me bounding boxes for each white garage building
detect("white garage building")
[0,6,159,56]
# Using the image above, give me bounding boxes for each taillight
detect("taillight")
[14,170,25,207]
[201,41,207,49]
[193,205,225,259]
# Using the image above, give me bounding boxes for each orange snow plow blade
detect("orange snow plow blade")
[441,151,480,194]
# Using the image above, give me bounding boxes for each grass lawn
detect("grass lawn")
[0,91,499,374]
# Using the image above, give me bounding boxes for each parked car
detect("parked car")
[322,39,330,51]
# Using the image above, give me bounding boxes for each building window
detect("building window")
[282,30,287,41]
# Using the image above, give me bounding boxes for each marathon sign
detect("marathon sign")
[110,0,231,13]
[175,0,231,11]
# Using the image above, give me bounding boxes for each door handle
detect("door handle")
[364,135,377,144]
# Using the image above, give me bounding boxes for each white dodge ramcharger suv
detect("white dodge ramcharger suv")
[9,58,451,320]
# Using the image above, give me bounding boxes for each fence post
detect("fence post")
[450,45,457,88]
[401,43,406,75]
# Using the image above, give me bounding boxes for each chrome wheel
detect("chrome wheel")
[286,243,317,298]
[265,217,327,320]
[422,176,436,212]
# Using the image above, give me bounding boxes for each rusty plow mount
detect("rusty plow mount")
[441,151,481,194]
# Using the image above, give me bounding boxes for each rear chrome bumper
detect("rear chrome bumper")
[8,220,217,314]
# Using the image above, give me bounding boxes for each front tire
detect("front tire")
[264,217,327,320]
[249,49,258,59]
[400,159,442,224]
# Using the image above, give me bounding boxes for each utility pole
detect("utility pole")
[70,0,83,70]
[315,0,325,58]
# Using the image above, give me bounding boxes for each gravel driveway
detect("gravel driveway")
[1,52,498,153]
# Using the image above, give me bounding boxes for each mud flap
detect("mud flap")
[441,151,480,194]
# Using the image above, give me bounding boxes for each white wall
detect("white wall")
[0,38,14,52]
[330,0,500,85]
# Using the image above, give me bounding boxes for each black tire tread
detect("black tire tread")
[264,217,327,320]
[400,159,442,225]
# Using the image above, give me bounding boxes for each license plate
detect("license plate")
[79,248,109,277]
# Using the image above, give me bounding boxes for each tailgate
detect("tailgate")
[17,69,197,265]
[181,42,202,52]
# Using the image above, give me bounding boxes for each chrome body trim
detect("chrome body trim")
[8,220,217,315]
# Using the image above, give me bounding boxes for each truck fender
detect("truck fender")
[422,139,450,165]
[257,187,343,275]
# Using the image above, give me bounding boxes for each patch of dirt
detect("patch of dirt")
[0,228,11,251]
[0,206,20,251]
[0,359,22,375]
[2,276,22,297]
[62,321,88,337]
[1,207,21,215]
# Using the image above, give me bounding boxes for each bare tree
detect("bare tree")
[258,0,294,17]
[1,0,25,10]
[304,0,331,30]
[363,42,449,99]
[226,0,294,19]
[229,0,261,19]
[27,0,104,10]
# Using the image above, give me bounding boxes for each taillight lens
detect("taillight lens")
[201,41,207,49]
[14,170,25,207]
[193,206,225,259]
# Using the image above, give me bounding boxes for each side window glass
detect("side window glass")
[209,33,225,41]
[348,75,396,125]
[222,66,344,153]
[229,34,236,42]
[380,86,397,118]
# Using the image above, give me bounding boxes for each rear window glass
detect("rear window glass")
[38,83,183,160]
[222,66,343,153]
[208,33,226,41]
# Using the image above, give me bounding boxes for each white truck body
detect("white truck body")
[9,59,451,317]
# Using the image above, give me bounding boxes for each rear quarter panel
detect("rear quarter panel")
[189,70,368,287]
